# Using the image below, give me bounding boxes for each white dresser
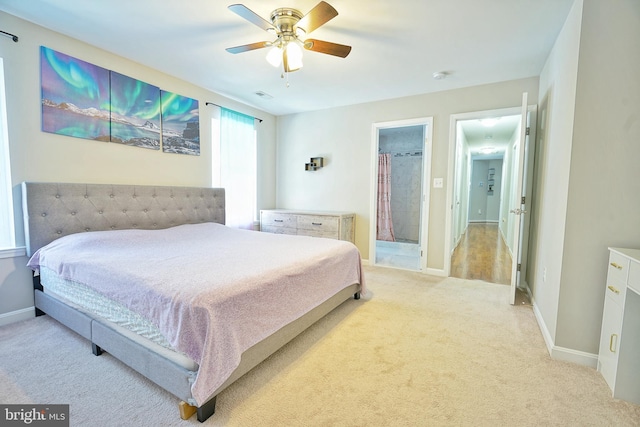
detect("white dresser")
[597,247,640,405]
[260,210,355,243]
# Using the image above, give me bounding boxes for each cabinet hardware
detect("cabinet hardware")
[311,222,322,226]
[274,219,284,222]
[609,333,618,353]
[607,285,620,294]
[610,262,623,270]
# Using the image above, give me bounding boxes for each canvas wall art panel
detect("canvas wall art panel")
[40,46,111,141]
[110,72,161,150]
[160,90,200,155]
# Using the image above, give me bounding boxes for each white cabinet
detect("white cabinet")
[597,248,640,405]
[260,210,355,243]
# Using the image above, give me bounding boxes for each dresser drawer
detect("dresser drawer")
[297,228,339,239]
[605,277,626,307]
[296,215,339,232]
[608,251,630,285]
[260,211,296,228]
[261,225,296,235]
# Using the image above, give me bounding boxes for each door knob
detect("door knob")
[509,208,527,215]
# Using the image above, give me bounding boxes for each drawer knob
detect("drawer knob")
[607,285,620,294]
[610,262,623,270]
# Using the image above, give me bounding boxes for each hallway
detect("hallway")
[450,223,512,285]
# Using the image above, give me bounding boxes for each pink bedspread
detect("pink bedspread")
[27,223,364,405]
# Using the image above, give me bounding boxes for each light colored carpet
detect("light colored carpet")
[1,265,639,426]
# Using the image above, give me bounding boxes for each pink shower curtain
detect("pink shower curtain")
[377,153,395,241]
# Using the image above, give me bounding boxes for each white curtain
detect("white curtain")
[0,58,15,249]
[217,107,257,229]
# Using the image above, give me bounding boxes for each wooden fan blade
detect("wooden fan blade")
[303,39,351,58]
[296,1,338,34]
[226,41,270,54]
[228,4,275,32]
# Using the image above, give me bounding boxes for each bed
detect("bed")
[22,182,364,422]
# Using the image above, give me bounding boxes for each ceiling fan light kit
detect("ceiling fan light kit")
[226,2,351,82]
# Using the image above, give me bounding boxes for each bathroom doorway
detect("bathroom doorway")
[370,117,433,271]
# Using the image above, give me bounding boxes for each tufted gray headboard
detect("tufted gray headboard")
[22,182,225,256]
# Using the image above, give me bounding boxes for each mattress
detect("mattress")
[40,266,173,348]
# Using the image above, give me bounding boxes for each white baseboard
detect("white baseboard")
[0,306,35,327]
[531,301,598,368]
[424,267,446,277]
[550,345,598,368]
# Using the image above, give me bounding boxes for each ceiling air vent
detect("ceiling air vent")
[254,91,273,99]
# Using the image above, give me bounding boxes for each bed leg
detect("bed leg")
[354,292,361,300]
[92,343,103,356]
[178,396,216,422]
[196,396,217,422]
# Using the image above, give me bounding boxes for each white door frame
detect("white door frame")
[369,117,433,271]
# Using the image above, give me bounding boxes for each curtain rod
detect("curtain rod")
[205,102,263,123]
[1,30,19,42]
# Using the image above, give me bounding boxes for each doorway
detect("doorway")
[370,117,433,271]
[446,100,536,301]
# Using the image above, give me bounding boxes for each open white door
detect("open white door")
[509,93,530,304]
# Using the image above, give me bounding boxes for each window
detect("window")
[212,107,257,229]
[0,58,15,249]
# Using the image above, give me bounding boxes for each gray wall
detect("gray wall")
[530,0,640,361]
[558,0,640,353]
[468,159,502,223]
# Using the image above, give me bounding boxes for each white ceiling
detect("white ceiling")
[1,0,574,117]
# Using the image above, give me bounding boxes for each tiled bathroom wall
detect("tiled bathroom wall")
[379,125,424,243]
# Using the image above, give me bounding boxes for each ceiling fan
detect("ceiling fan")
[226,1,352,73]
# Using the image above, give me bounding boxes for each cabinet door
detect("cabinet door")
[598,294,623,392]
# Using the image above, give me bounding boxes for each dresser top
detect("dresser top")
[609,247,640,263]
[261,209,355,216]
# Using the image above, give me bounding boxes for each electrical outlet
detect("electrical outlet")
[543,267,547,282]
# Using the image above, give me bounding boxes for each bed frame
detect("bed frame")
[22,182,360,422]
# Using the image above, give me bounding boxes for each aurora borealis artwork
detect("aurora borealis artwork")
[109,71,161,149]
[40,46,111,140]
[40,46,199,153]
[160,90,200,156]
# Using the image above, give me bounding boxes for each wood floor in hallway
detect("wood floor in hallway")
[450,223,512,285]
